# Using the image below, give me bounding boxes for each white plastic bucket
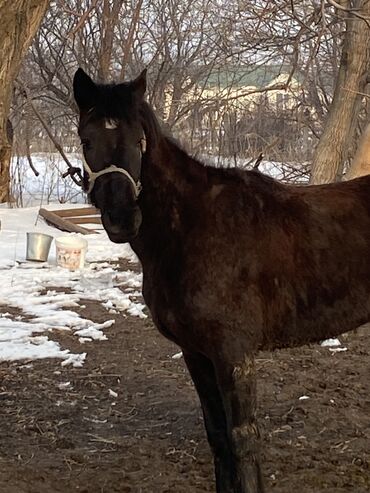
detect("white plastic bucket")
[55,235,88,270]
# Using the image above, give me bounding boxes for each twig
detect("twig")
[25,103,39,177]
[253,153,264,169]
[76,373,123,378]
[327,0,370,28]
[19,82,83,187]
[87,433,117,445]
[66,0,100,38]
[120,0,144,78]
[243,137,281,170]
[341,86,370,99]
[22,453,35,466]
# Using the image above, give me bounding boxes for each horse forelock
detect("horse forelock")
[81,82,163,151]
[90,82,136,121]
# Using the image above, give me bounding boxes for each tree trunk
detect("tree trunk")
[310,0,370,184]
[97,0,124,80]
[344,121,370,179]
[0,0,49,202]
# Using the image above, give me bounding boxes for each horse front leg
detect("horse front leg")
[215,355,264,493]
[183,351,234,493]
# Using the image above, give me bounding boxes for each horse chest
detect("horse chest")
[140,263,188,346]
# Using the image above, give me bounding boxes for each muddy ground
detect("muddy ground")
[0,261,369,493]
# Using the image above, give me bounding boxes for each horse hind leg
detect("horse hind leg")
[183,351,234,493]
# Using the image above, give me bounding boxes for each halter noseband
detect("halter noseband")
[82,136,146,198]
[82,161,142,196]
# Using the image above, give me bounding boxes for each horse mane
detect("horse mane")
[139,100,166,149]
[138,96,289,198]
[92,82,288,197]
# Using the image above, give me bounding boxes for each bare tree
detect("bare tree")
[14,0,369,186]
[0,0,49,202]
[310,0,370,184]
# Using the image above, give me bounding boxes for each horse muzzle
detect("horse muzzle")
[101,207,142,244]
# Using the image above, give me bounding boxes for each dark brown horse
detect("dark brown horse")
[73,68,370,493]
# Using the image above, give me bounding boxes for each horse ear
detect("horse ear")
[131,69,147,98]
[73,68,98,111]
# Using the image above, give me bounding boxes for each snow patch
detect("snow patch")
[320,338,341,347]
[0,204,143,366]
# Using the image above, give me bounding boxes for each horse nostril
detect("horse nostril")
[102,207,141,240]
[103,212,122,234]
[108,223,122,235]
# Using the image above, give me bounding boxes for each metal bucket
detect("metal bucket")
[26,232,53,262]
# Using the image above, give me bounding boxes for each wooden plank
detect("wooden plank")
[39,208,97,235]
[68,216,102,225]
[54,207,100,218]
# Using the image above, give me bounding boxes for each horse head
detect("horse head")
[73,68,147,243]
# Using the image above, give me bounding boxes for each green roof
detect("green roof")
[203,65,301,89]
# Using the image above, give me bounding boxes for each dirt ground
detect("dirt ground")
[0,261,369,493]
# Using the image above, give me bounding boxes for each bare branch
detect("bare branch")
[19,82,83,187]
[66,0,100,38]
[327,0,370,28]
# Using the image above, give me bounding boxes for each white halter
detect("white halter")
[82,136,146,197]
[82,160,142,196]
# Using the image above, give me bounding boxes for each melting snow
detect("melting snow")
[0,204,144,366]
[320,338,341,347]
[172,351,183,360]
[329,347,348,353]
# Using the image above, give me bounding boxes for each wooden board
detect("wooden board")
[56,207,100,218]
[39,207,102,235]
[68,216,102,224]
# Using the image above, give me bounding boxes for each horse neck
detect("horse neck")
[139,102,207,193]
[131,135,206,260]
[141,135,207,204]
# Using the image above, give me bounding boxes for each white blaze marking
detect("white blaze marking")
[105,119,118,129]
